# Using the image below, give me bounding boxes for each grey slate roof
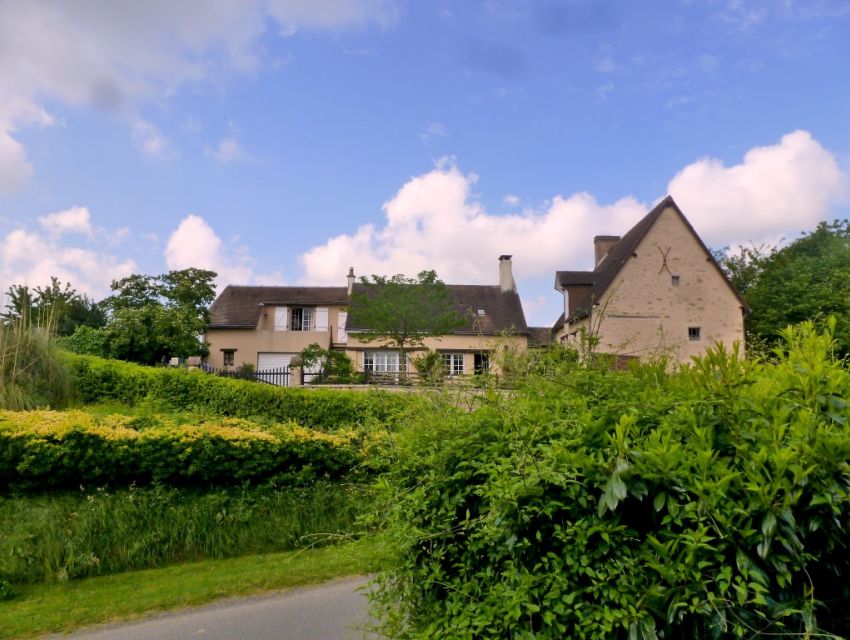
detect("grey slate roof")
[527,326,554,347]
[208,286,352,328]
[553,195,747,327]
[209,283,529,336]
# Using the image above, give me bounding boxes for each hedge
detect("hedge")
[0,410,364,491]
[65,354,420,430]
[372,322,850,639]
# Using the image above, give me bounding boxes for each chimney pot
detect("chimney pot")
[347,267,355,296]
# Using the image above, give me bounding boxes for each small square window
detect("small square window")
[222,350,235,366]
[671,275,680,287]
[688,327,701,341]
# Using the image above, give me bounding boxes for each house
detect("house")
[552,196,746,362]
[204,256,529,380]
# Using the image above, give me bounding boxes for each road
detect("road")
[60,577,379,640]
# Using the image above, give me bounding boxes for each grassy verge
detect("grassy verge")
[0,537,386,639]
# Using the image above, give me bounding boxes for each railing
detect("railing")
[205,366,291,387]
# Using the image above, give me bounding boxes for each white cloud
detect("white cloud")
[165,214,280,289]
[0,0,398,192]
[502,194,520,206]
[0,219,136,302]
[420,122,449,145]
[298,131,848,325]
[207,136,248,163]
[668,130,848,246]
[38,206,94,239]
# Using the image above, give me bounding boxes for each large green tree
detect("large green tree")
[741,221,850,354]
[349,270,464,370]
[74,268,217,364]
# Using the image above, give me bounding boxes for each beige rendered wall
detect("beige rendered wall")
[206,304,349,368]
[558,206,744,362]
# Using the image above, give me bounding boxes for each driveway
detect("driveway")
[59,576,379,640]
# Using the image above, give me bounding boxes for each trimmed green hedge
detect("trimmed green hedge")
[0,410,364,491]
[372,322,850,639]
[66,354,419,430]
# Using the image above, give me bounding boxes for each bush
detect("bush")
[66,354,418,430]
[372,322,850,639]
[0,410,364,491]
[0,483,371,584]
[0,317,71,410]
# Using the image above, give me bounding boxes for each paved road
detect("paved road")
[61,577,379,640]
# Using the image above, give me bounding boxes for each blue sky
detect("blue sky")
[1,0,849,326]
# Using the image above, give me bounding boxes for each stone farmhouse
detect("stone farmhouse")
[204,195,745,378]
[553,195,746,361]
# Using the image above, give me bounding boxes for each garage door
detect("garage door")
[257,352,295,386]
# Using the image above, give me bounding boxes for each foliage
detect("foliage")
[0,315,71,410]
[2,278,105,337]
[711,243,775,297]
[61,324,110,357]
[350,270,463,364]
[411,349,444,384]
[0,483,372,584]
[744,220,850,355]
[66,353,421,430]
[0,410,365,491]
[100,268,217,364]
[299,343,356,382]
[372,322,850,639]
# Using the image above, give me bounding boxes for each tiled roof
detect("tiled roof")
[209,283,529,336]
[208,286,352,328]
[527,326,554,347]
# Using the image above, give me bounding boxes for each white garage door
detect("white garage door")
[257,352,295,386]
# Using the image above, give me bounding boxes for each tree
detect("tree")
[2,278,105,336]
[101,268,217,364]
[349,270,464,372]
[711,243,776,297]
[743,220,850,355]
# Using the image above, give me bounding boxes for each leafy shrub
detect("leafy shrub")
[372,322,850,639]
[411,350,444,385]
[66,354,418,430]
[299,343,356,383]
[0,410,364,491]
[61,325,110,357]
[0,483,371,584]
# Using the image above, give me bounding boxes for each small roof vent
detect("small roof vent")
[477,309,486,316]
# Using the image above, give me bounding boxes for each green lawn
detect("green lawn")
[0,537,386,639]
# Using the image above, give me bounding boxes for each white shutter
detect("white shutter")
[315,307,329,331]
[274,306,289,331]
[257,353,293,370]
[337,311,348,343]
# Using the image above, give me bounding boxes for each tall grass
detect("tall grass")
[0,311,70,410]
[0,483,371,584]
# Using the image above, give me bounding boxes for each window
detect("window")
[222,350,235,366]
[671,275,680,287]
[474,352,490,375]
[441,353,464,376]
[290,307,315,331]
[364,351,406,372]
[688,327,701,341]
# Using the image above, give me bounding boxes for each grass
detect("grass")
[0,484,372,584]
[0,537,386,639]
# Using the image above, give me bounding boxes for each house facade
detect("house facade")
[204,256,530,380]
[552,196,746,362]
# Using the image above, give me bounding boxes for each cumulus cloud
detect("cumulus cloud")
[0,219,136,302]
[0,0,398,192]
[298,131,848,324]
[668,130,848,246]
[165,214,280,288]
[207,135,249,163]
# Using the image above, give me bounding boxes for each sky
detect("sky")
[1,0,849,327]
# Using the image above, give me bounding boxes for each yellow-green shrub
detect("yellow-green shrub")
[0,410,362,490]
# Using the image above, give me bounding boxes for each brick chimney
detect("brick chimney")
[593,236,620,268]
[346,267,355,296]
[499,255,516,293]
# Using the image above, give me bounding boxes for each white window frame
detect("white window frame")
[290,307,315,331]
[441,352,464,376]
[222,350,235,367]
[363,351,407,373]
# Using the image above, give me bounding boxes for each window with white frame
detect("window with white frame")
[363,351,406,372]
[441,352,464,375]
[290,307,315,331]
[222,350,235,367]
